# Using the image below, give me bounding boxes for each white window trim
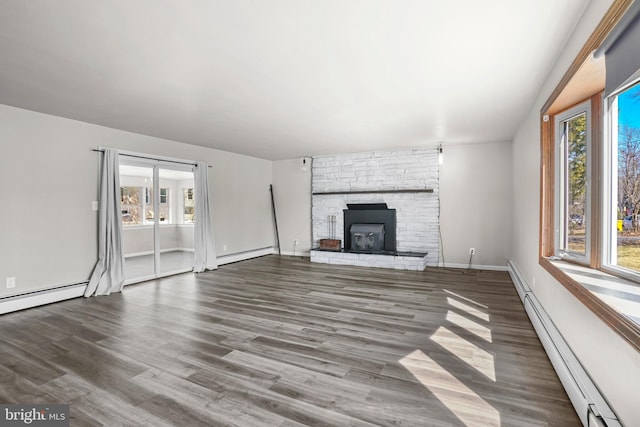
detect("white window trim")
[604,95,619,272]
[554,100,592,263]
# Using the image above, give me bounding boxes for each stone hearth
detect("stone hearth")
[310,249,429,271]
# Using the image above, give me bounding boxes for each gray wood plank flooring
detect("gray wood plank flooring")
[0,255,580,426]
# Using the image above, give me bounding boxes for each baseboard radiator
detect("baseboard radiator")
[507,261,621,427]
[0,282,87,315]
[216,247,275,265]
[0,247,277,315]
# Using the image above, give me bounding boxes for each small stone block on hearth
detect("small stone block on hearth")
[319,239,341,251]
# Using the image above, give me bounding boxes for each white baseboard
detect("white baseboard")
[217,247,275,266]
[175,247,195,253]
[441,262,508,271]
[0,282,87,315]
[124,248,194,258]
[125,251,154,258]
[278,250,310,257]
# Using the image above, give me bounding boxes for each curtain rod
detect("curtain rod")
[91,148,211,167]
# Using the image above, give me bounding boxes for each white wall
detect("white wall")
[511,0,640,424]
[0,104,274,297]
[440,141,513,268]
[272,158,312,255]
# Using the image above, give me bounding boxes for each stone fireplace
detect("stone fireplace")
[310,148,439,270]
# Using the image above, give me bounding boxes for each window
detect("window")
[119,165,194,226]
[183,188,195,223]
[120,186,169,225]
[606,80,640,276]
[555,102,591,261]
[144,187,154,223]
[142,187,170,223]
[121,186,142,225]
[158,188,169,223]
[539,0,640,352]
[160,188,168,205]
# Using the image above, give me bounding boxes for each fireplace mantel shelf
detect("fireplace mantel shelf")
[312,189,434,196]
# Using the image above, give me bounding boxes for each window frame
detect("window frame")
[539,0,640,353]
[554,101,592,263]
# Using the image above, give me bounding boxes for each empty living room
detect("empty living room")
[0,1,639,426]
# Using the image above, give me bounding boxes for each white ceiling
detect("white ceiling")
[0,0,589,160]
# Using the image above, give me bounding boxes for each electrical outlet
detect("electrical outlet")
[469,248,476,255]
[6,277,16,289]
[222,244,227,252]
[294,239,299,245]
[91,201,99,211]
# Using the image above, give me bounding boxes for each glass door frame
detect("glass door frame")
[119,156,196,285]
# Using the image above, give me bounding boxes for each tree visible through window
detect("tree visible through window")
[121,186,142,225]
[556,102,590,259]
[612,81,640,273]
[566,113,587,254]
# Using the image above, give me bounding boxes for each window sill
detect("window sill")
[540,257,640,352]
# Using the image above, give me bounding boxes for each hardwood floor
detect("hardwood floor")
[0,255,580,426]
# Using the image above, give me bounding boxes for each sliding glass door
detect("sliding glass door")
[119,159,195,283]
[120,162,155,282]
[157,166,195,276]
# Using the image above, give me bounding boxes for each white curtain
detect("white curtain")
[193,162,218,272]
[85,148,125,296]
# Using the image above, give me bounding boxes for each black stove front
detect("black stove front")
[343,203,396,254]
[350,223,385,252]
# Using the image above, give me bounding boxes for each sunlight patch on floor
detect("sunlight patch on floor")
[446,310,492,342]
[400,349,501,427]
[446,296,490,322]
[443,289,488,306]
[430,326,496,381]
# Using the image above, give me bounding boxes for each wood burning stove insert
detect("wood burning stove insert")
[343,203,396,254]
